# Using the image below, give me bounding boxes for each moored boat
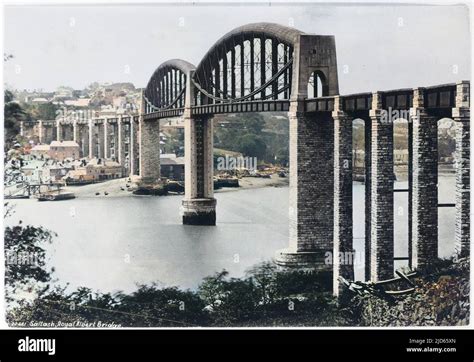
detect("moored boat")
[37,191,76,201]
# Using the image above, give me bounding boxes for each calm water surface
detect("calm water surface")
[7,175,455,293]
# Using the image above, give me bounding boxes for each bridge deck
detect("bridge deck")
[142,83,459,120]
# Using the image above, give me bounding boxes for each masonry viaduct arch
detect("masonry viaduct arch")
[26,22,468,295]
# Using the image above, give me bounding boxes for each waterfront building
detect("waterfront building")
[49,141,81,161]
[160,154,185,181]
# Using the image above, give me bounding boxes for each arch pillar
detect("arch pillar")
[139,119,161,184]
[275,102,334,268]
[139,91,161,184]
[56,119,63,141]
[103,118,109,159]
[130,116,140,176]
[73,120,81,150]
[333,96,354,296]
[369,92,394,281]
[38,120,44,143]
[117,115,125,165]
[275,34,339,274]
[453,81,470,258]
[411,88,438,270]
[182,70,216,225]
[88,119,93,159]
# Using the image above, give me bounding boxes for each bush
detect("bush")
[350,258,470,326]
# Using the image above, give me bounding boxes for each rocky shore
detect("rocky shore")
[64,173,289,199]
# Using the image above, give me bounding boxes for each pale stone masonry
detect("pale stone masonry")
[182,70,216,225]
[139,119,161,184]
[56,119,62,141]
[276,101,335,267]
[103,119,109,160]
[275,32,339,268]
[88,119,93,159]
[98,122,105,159]
[453,81,470,258]
[117,115,125,165]
[364,118,372,281]
[411,88,438,269]
[370,92,394,281]
[333,96,354,295]
[73,120,79,143]
[24,114,135,168]
[130,117,140,176]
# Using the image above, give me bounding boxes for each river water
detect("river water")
[6,175,456,293]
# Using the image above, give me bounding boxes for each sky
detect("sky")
[3,2,471,95]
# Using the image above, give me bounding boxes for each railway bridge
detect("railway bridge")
[26,23,471,294]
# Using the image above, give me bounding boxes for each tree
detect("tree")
[4,203,56,305]
[33,102,59,120]
[4,90,27,148]
[198,270,257,324]
[246,261,278,307]
[237,133,267,159]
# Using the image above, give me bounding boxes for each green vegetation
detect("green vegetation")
[214,113,289,165]
[5,210,469,327]
[352,258,470,326]
[4,90,28,149]
[22,102,59,121]
[4,85,59,151]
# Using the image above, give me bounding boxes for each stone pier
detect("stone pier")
[182,70,216,225]
[364,118,372,280]
[453,81,470,258]
[56,120,63,141]
[370,93,394,281]
[88,119,94,159]
[139,118,161,184]
[332,96,354,296]
[117,115,125,165]
[276,102,335,267]
[411,88,438,270]
[38,120,44,143]
[275,34,339,270]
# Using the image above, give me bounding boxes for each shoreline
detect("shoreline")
[62,174,290,199]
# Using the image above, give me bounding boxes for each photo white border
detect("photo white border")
[0,0,472,331]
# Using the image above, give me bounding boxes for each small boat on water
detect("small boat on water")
[37,191,76,201]
[216,177,240,188]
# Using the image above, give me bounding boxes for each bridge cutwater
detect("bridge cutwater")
[21,23,470,296]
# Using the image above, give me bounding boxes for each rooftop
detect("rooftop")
[50,141,80,148]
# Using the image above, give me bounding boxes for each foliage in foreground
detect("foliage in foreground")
[4,213,470,327]
[351,258,470,327]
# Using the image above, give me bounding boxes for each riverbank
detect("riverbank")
[63,174,289,198]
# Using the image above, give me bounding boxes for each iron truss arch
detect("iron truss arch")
[193,23,304,105]
[144,59,196,114]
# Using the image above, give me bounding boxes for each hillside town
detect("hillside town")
[4,82,186,198]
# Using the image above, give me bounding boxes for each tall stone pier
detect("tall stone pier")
[369,93,394,281]
[333,96,354,296]
[275,34,340,270]
[411,88,438,270]
[182,70,216,225]
[137,90,161,184]
[453,81,470,258]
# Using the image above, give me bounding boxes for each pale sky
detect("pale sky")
[3,2,471,94]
